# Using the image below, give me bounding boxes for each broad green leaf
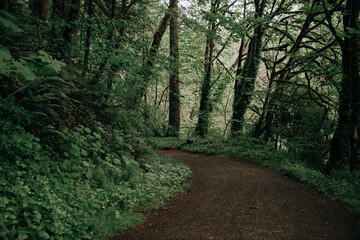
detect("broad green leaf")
[38,231,50,239]
[84,127,91,133]
[13,61,36,81]
[36,51,64,73]
[0,45,11,61]
[17,233,28,240]
[0,16,23,33]
[86,169,93,179]
[82,161,90,167]
[81,149,88,157]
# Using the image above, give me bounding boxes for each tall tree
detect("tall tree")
[195,0,219,136]
[82,0,93,78]
[231,0,267,135]
[168,0,181,136]
[136,0,178,100]
[327,0,360,171]
[30,0,49,21]
[0,0,10,10]
[50,0,81,61]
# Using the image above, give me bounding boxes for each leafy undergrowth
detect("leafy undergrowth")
[146,137,187,150]
[150,136,360,233]
[0,125,191,240]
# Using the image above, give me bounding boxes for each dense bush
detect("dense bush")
[0,124,191,240]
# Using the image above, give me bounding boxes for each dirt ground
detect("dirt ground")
[111,150,358,240]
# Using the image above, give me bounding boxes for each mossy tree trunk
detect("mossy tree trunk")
[328,0,360,171]
[82,0,93,79]
[231,0,267,136]
[30,0,49,21]
[62,0,81,62]
[195,0,219,137]
[50,0,81,62]
[135,0,177,102]
[168,0,180,136]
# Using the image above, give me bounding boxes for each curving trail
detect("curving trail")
[112,150,358,240]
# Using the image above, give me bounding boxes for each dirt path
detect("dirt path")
[112,150,358,240]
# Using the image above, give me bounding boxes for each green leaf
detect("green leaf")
[84,127,92,133]
[13,61,36,81]
[86,169,93,179]
[81,149,88,157]
[0,16,23,33]
[0,45,12,61]
[17,233,28,240]
[36,51,64,73]
[82,161,90,167]
[33,210,42,221]
[38,231,50,239]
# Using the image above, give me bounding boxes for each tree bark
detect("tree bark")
[50,0,81,61]
[136,0,178,100]
[91,0,116,85]
[348,0,360,171]
[61,0,81,61]
[0,0,10,11]
[231,0,267,135]
[32,0,49,21]
[146,0,177,68]
[195,0,218,137]
[328,0,360,171]
[82,0,93,79]
[168,0,181,136]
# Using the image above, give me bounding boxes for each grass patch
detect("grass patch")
[146,137,187,149]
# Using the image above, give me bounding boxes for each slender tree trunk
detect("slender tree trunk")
[233,0,248,104]
[328,0,360,171]
[136,0,177,100]
[62,0,81,62]
[40,0,49,21]
[49,0,65,58]
[0,0,10,11]
[348,0,360,171]
[50,0,81,61]
[168,0,180,136]
[32,0,49,21]
[231,0,267,135]
[91,0,116,85]
[252,75,274,138]
[234,39,249,101]
[82,0,93,78]
[146,0,177,68]
[195,0,218,136]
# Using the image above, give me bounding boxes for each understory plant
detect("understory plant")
[0,122,191,240]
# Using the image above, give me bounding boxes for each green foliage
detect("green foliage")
[0,6,191,240]
[146,137,187,149]
[0,125,191,240]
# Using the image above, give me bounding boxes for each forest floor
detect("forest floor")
[111,150,358,240]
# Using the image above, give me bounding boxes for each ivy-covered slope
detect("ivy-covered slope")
[0,121,190,240]
[0,9,191,240]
